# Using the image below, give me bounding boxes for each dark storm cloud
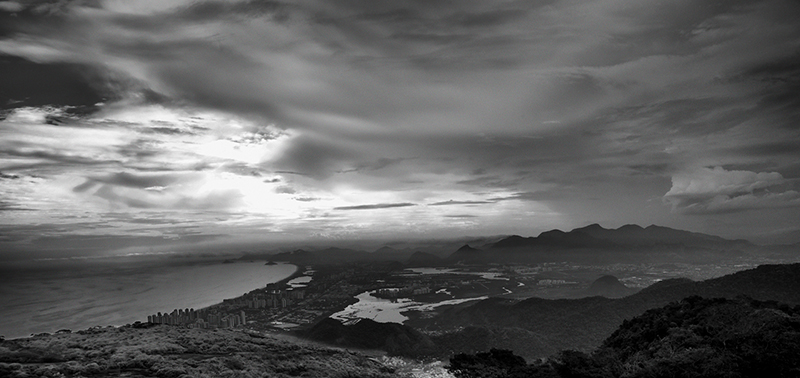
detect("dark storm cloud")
[293,196,320,202]
[627,163,673,177]
[490,191,567,202]
[334,202,416,210]
[72,172,198,194]
[176,0,289,22]
[340,157,412,173]
[90,184,245,210]
[0,171,21,179]
[218,162,265,177]
[445,8,529,28]
[275,185,295,194]
[0,55,108,113]
[429,200,494,206]
[271,135,355,179]
[0,146,119,168]
[718,140,800,159]
[455,176,524,189]
[115,138,166,160]
[115,217,182,225]
[144,126,193,136]
[94,185,156,208]
[0,199,33,211]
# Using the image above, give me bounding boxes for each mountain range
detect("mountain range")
[446,224,757,264]
[237,224,769,266]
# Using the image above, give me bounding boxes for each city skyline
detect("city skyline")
[1,0,800,260]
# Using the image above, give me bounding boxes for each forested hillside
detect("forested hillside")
[449,296,800,377]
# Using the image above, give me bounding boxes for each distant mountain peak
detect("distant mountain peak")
[446,244,487,263]
[539,229,567,237]
[593,275,623,285]
[579,223,605,231]
[585,275,634,298]
[373,246,396,254]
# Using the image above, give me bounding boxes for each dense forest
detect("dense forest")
[448,296,800,378]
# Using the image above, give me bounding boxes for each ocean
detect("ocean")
[0,257,296,339]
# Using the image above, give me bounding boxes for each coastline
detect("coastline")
[3,260,299,340]
[273,264,307,288]
[150,261,304,323]
[199,262,306,312]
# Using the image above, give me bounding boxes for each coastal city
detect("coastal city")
[146,262,400,331]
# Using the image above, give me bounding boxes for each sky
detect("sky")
[1,0,799,260]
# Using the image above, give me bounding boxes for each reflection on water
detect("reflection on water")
[287,275,312,288]
[405,267,509,280]
[331,290,487,324]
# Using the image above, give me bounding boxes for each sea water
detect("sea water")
[0,258,296,339]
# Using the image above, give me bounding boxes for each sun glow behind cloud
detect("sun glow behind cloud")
[2,0,800,258]
[0,101,562,257]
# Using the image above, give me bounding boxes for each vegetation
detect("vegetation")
[428,263,800,359]
[303,318,439,358]
[0,323,397,378]
[447,296,800,378]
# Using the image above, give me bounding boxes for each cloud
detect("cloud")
[174,0,289,23]
[0,199,33,211]
[74,171,196,192]
[0,55,109,113]
[334,202,416,210]
[79,174,245,211]
[0,171,21,179]
[664,166,800,214]
[275,185,295,194]
[339,157,412,173]
[293,196,319,202]
[429,200,494,206]
[1,0,800,250]
[270,134,356,179]
[0,2,24,13]
[490,191,565,202]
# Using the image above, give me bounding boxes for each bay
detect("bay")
[0,258,296,339]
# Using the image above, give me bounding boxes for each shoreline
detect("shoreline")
[167,260,305,315]
[6,260,300,340]
[272,263,307,288]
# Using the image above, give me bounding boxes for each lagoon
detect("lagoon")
[331,290,487,324]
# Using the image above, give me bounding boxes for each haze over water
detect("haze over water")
[0,258,296,339]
